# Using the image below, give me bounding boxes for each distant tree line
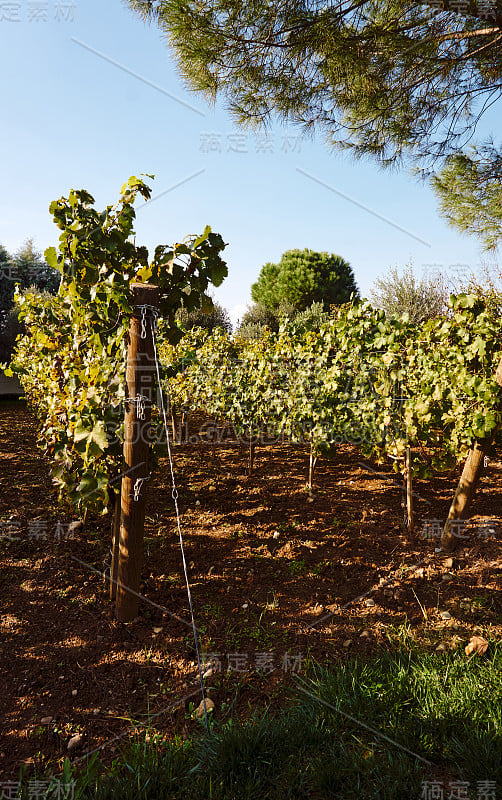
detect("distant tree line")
[175,299,232,334]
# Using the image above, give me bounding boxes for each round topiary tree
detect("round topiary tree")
[251,248,358,313]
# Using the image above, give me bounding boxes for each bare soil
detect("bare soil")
[1,400,501,779]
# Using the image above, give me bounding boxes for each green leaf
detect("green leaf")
[89,422,108,451]
[200,294,214,314]
[484,410,498,433]
[74,421,91,442]
[457,293,476,309]
[193,225,211,249]
[45,246,59,269]
[77,473,98,496]
[472,336,486,357]
[208,259,228,287]
[121,175,139,194]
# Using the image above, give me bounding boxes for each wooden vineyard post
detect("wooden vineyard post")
[248,438,256,475]
[405,445,414,536]
[248,422,256,475]
[181,405,189,443]
[109,488,121,600]
[170,402,189,443]
[308,437,318,494]
[115,283,160,622]
[440,441,487,552]
[441,355,502,552]
[170,400,179,444]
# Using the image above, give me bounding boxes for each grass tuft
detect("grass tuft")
[25,640,502,799]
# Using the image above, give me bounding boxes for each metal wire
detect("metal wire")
[149,317,210,732]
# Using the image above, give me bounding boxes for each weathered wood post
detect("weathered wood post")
[441,356,502,552]
[115,283,160,622]
[247,419,256,475]
[109,488,121,600]
[249,436,256,475]
[170,401,180,444]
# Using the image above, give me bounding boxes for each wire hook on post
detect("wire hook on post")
[133,476,151,502]
[134,304,159,339]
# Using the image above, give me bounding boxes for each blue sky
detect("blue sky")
[0,0,499,326]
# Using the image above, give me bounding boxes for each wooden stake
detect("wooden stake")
[170,400,180,444]
[441,355,502,552]
[181,405,189,442]
[115,283,160,622]
[405,445,414,535]
[248,436,256,475]
[440,441,487,551]
[109,488,121,601]
[308,439,318,493]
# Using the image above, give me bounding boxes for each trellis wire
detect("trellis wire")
[150,317,210,732]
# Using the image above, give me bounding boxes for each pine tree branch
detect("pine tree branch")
[438,25,502,38]
[452,31,502,60]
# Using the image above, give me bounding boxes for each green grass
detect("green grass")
[287,559,306,577]
[22,641,502,799]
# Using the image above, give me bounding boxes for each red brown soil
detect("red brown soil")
[0,401,501,780]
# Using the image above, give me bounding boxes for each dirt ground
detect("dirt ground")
[1,400,501,780]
